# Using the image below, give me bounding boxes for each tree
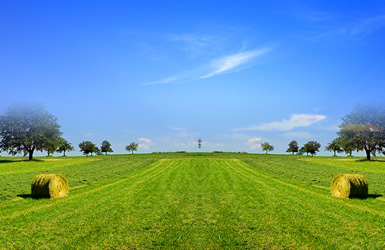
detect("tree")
[0,104,62,160]
[79,141,98,156]
[261,142,274,154]
[45,141,59,157]
[298,146,305,156]
[101,140,113,155]
[325,139,343,156]
[337,105,385,160]
[125,142,139,154]
[56,138,74,157]
[286,140,299,155]
[303,141,321,156]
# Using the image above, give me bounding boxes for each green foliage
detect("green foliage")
[286,140,299,155]
[100,140,113,155]
[0,104,62,160]
[337,105,385,160]
[126,142,139,154]
[261,142,274,154]
[325,139,343,156]
[56,138,74,157]
[303,141,321,156]
[78,141,98,156]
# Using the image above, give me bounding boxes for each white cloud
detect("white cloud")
[169,33,222,56]
[85,133,93,137]
[234,114,326,131]
[138,137,153,150]
[200,48,270,79]
[169,126,197,138]
[143,77,178,85]
[246,137,262,149]
[143,46,271,85]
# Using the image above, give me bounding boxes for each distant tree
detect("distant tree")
[56,138,74,157]
[101,140,113,155]
[95,147,103,156]
[0,104,62,160]
[325,139,343,156]
[286,140,299,155]
[45,141,59,157]
[339,138,354,157]
[298,147,305,156]
[79,141,98,156]
[261,142,274,154]
[126,142,139,154]
[337,105,385,160]
[303,141,321,156]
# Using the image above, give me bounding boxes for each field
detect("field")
[1,153,385,249]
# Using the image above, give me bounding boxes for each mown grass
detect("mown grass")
[0,155,156,201]
[1,154,385,249]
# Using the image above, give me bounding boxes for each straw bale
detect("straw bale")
[331,174,368,198]
[31,174,68,198]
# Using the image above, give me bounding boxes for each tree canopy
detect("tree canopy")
[126,142,139,154]
[337,105,385,160]
[0,104,62,160]
[303,141,321,156]
[56,138,74,157]
[325,139,343,156]
[79,141,98,156]
[286,140,299,155]
[261,142,274,154]
[101,140,113,155]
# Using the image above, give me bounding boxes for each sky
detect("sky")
[1,0,385,156]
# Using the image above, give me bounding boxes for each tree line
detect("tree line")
[0,104,384,160]
[0,104,140,159]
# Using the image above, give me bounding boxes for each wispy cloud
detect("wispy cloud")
[143,77,178,86]
[234,114,326,131]
[138,137,153,150]
[200,48,270,79]
[334,15,385,39]
[143,47,271,85]
[169,33,223,57]
[302,15,385,42]
[246,137,262,149]
[85,132,94,138]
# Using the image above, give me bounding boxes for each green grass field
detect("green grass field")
[1,153,385,249]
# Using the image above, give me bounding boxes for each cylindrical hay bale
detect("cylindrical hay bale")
[331,174,368,198]
[31,174,69,198]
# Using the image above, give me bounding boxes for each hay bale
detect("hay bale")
[31,174,68,198]
[331,174,368,198]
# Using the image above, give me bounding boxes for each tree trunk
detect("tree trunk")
[64,150,66,157]
[334,151,336,157]
[28,150,34,160]
[365,149,371,160]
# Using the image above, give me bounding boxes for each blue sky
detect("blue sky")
[1,0,385,156]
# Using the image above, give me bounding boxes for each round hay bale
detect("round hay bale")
[331,174,368,198]
[31,174,68,198]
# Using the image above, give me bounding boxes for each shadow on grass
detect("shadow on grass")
[367,194,383,199]
[352,194,383,200]
[17,194,34,199]
[0,159,44,164]
[17,194,54,200]
[356,159,385,163]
